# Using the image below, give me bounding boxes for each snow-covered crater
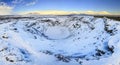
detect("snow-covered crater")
[0,15,120,65]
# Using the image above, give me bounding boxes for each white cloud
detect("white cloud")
[20,10,111,15]
[0,2,7,6]
[0,2,13,15]
[26,0,37,6]
[81,11,111,15]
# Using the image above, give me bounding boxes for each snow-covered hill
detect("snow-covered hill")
[0,15,120,65]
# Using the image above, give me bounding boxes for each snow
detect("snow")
[44,26,70,40]
[0,15,120,65]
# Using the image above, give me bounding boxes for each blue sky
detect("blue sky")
[0,0,120,15]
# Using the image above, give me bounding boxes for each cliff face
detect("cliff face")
[0,15,120,65]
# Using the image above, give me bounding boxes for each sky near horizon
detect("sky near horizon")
[0,0,120,15]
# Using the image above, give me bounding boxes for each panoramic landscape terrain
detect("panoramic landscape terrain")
[0,0,120,65]
[0,15,120,65]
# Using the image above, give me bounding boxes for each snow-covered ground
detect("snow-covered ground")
[0,15,120,65]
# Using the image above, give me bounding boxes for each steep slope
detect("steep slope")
[0,15,120,65]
